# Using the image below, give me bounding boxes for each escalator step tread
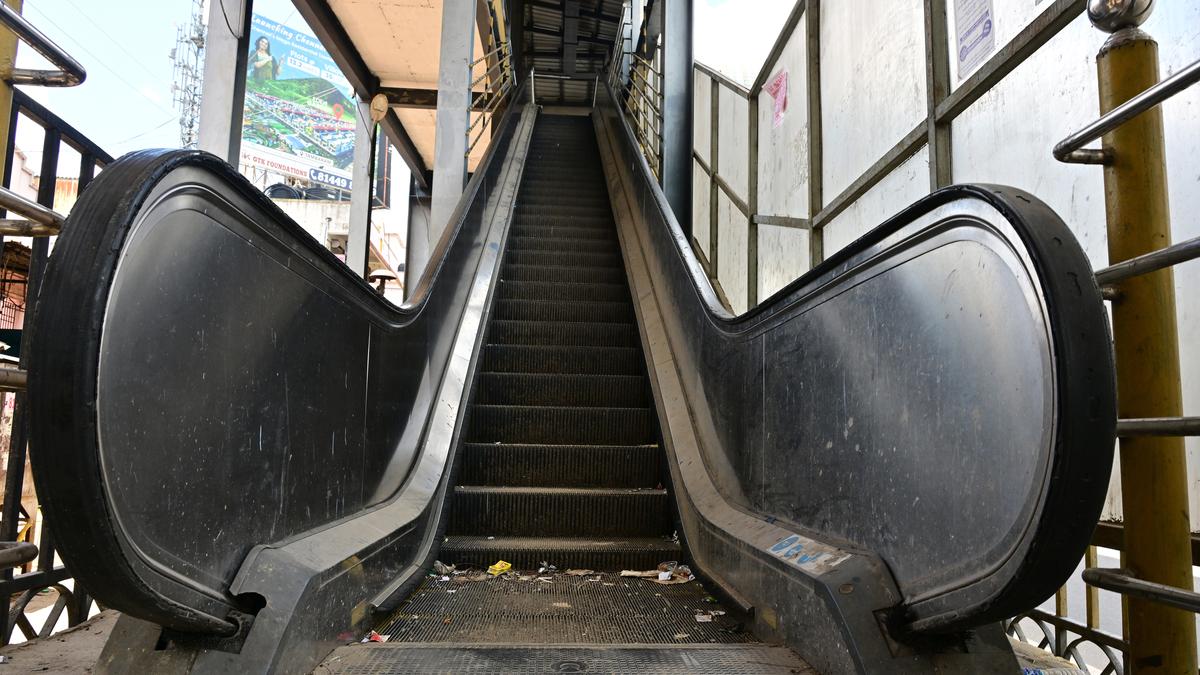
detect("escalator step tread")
[448,485,670,537]
[482,344,643,375]
[500,263,626,284]
[488,320,640,347]
[467,404,653,445]
[510,224,618,241]
[475,373,649,407]
[371,575,762,647]
[505,249,623,269]
[498,280,629,303]
[319,644,807,672]
[437,535,679,570]
[493,298,634,324]
[460,442,660,487]
[506,236,619,254]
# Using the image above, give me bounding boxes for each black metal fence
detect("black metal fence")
[0,87,112,644]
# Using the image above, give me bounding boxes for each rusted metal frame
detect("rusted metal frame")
[0,3,84,87]
[804,1,822,266]
[747,93,759,307]
[709,73,719,282]
[1005,609,1127,674]
[923,0,951,189]
[935,0,1084,123]
[693,61,747,99]
[754,214,811,229]
[749,0,806,96]
[811,122,926,231]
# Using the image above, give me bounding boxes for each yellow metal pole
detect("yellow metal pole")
[1094,8,1196,673]
[0,0,22,187]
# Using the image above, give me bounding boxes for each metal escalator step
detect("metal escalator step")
[494,299,633,323]
[498,280,628,303]
[437,535,678,570]
[505,249,622,269]
[515,204,613,219]
[500,263,626,285]
[488,320,640,348]
[320,644,806,673]
[460,442,660,487]
[506,235,619,254]
[448,486,670,537]
[476,373,649,407]
[467,404,653,445]
[510,224,617,241]
[510,213,614,229]
[483,344,643,375]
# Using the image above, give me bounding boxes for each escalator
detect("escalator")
[26,79,1116,674]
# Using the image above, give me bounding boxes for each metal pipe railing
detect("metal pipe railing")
[1054,55,1200,164]
[1095,233,1200,286]
[0,3,85,87]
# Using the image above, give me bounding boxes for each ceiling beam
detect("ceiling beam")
[380,87,488,111]
[528,25,608,45]
[291,0,430,190]
[528,0,619,23]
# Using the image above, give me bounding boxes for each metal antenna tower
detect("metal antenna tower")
[170,0,206,149]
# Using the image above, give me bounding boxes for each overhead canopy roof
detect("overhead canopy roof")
[295,0,623,185]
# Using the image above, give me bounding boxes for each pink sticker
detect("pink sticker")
[766,70,788,128]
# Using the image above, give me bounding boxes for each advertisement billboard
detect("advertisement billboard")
[241,13,356,184]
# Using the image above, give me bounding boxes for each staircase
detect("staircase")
[440,114,680,571]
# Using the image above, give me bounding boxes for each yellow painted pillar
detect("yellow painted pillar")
[1092,3,1197,672]
[0,0,22,187]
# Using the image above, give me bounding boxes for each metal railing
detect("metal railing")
[0,6,112,645]
[465,2,514,158]
[606,6,662,180]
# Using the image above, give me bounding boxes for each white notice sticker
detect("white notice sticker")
[954,0,995,80]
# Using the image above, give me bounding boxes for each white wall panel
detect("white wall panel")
[717,87,750,203]
[947,0,1049,84]
[716,190,749,314]
[820,0,926,200]
[758,225,810,301]
[694,71,712,165]
[757,21,809,220]
[692,160,711,261]
[822,148,930,257]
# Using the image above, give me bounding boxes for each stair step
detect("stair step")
[494,298,634,323]
[468,405,653,445]
[449,486,670,537]
[498,280,628,303]
[506,249,622,269]
[460,442,660,488]
[511,213,614,229]
[507,235,619,254]
[510,224,617,241]
[482,344,643,375]
[501,263,626,284]
[438,535,678,570]
[476,373,649,407]
[515,203,613,219]
[488,320,640,348]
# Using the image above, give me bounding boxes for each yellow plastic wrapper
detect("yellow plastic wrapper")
[487,560,512,576]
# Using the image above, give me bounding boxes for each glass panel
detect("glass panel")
[692,159,711,261]
[758,225,810,301]
[820,0,927,200]
[822,147,930,257]
[716,190,748,314]
[717,86,749,203]
[694,70,712,164]
[757,19,809,220]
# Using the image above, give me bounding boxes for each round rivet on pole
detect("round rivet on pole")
[1087,0,1154,33]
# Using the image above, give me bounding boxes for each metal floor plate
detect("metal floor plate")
[316,643,814,674]
[377,573,753,644]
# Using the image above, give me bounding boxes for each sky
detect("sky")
[693,0,795,86]
[5,0,794,177]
